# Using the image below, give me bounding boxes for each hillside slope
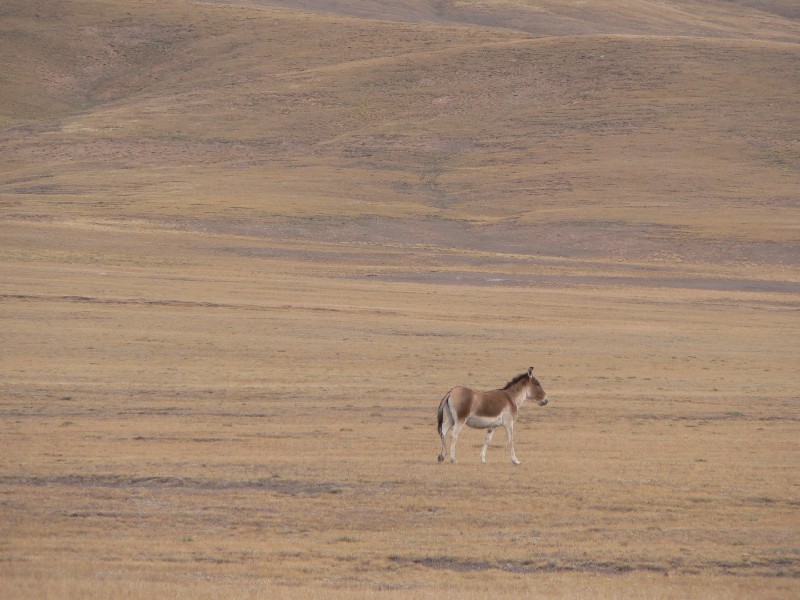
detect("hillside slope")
[1,0,798,271]
[264,0,800,39]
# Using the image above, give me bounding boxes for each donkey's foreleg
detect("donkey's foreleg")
[504,421,521,465]
[480,428,495,464]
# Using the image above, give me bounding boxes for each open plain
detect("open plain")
[1,0,798,597]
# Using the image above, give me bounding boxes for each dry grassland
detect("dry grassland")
[1,0,799,597]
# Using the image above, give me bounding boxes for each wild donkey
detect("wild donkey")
[437,367,548,464]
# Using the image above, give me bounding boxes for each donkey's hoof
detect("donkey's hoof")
[437,454,444,463]
[512,459,522,465]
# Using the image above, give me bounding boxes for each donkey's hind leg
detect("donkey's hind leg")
[449,420,465,464]
[438,406,455,463]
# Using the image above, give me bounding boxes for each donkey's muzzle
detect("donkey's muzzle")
[539,397,549,406]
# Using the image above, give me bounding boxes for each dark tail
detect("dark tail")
[437,392,450,434]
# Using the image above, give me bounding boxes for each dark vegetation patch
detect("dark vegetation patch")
[626,412,800,423]
[0,474,346,495]
[390,555,800,577]
[389,555,666,575]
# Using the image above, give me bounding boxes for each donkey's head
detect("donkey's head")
[526,366,548,406]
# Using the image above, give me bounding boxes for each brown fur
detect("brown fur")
[474,390,514,418]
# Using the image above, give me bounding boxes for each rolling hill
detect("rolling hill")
[1,0,798,275]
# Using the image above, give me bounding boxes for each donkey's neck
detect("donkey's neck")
[506,382,530,407]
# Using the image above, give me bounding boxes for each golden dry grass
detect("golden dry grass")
[1,0,799,597]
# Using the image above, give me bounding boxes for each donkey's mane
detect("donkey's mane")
[502,372,530,390]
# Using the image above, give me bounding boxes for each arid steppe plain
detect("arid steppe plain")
[1,0,798,597]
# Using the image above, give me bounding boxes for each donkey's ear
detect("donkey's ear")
[528,366,534,377]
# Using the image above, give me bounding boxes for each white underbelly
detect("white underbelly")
[466,415,503,429]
